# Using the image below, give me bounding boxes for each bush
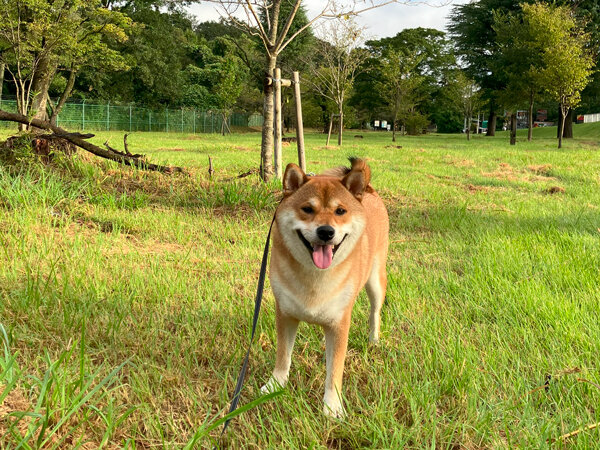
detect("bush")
[405,112,430,135]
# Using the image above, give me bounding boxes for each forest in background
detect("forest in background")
[0,0,598,135]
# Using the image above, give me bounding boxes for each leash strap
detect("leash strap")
[217,213,276,442]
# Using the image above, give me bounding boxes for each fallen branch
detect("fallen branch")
[0,110,185,174]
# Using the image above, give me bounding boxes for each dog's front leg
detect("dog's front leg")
[322,312,351,418]
[261,307,299,394]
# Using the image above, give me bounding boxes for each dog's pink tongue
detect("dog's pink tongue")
[312,244,333,269]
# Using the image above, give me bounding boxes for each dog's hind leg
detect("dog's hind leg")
[261,308,299,394]
[365,254,387,344]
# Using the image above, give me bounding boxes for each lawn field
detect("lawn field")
[1,124,599,448]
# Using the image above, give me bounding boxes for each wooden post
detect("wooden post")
[293,71,306,172]
[326,114,334,146]
[273,67,283,180]
[208,156,214,179]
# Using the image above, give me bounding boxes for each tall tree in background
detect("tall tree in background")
[455,72,482,141]
[449,0,519,136]
[306,18,366,146]
[0,0,131,123]
[533,3,594,148]
[375,49,424,140]
[206,0,439,181]
[494,5,546,142]
[355,28,456,134]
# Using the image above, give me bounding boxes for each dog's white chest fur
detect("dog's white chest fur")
[271,269,355,325]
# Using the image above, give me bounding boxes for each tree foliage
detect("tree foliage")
[0,0,131,121]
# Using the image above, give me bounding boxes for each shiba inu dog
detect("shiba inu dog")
[261,158,389,418]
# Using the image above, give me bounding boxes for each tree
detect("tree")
[206,0,441,181]
[494,6,546,142]
[449,0,520,137]
[375,49,425,140]
[0,0,131,124]
[196,40,247,134]
[354,28,456,135]
[534,3,595,148]
[454,72,482,141]
[83,3,195,107]
[306,18,367,146]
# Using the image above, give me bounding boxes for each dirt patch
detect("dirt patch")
[527,164,552,176]
[449,159,475,168]
[545,186,565,194]
[580,140,599,148]
[0,385,32,437]
[481,163,518,181]
[466,184,488,192]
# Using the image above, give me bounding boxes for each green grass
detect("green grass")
[0,123,599,448]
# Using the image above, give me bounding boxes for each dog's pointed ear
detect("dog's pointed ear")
[283,163,307,197]
[342,158,371,201]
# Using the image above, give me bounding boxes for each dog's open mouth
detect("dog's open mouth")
[296,231,347,270]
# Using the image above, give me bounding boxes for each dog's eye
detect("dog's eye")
[335,207,347,216]
[301,206,314,214]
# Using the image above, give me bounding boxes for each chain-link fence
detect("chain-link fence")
[0,98,264,132]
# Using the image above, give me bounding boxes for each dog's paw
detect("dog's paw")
[260,377,285,395]
[323,397,346,419]
[368,333,380,345]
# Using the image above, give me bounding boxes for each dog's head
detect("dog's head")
[276,158,372,270]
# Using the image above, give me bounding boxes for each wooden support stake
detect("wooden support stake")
[293,71,306,172]
[208,156,214,179]
[273,68,283,180]
[326,114,334,146]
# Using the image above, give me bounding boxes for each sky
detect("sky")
[186,1,470,39]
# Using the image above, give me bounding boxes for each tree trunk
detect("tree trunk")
[50,69,77,126]
[0,62,5,99]
[260,54,277,181]
[528,91,534,142]
[338,106,343,146]
[556,107,572,138]
[486,103,496,136]
[30,55,56,122]
[392,119,396,142]
[558,106,565,149]
[510,113,517,145]
[326,115,333,146]
[563,108,573,138]
[466,118,470,141]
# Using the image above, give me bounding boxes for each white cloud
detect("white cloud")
[186,1,470,38]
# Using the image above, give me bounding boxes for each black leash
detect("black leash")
[214,213,276,446]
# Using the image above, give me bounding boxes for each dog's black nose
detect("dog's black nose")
[316,225,335,242]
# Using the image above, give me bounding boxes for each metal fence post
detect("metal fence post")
[203,111,206,133]
[129,104,132,132]
[107,101,110,131]
[149,111,152,132]
[82,100,85,131]
[193,108,196,134]
[166,108,169,132]
[181,108,184,133]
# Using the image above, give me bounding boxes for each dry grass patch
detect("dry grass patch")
[0,386,32,437]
